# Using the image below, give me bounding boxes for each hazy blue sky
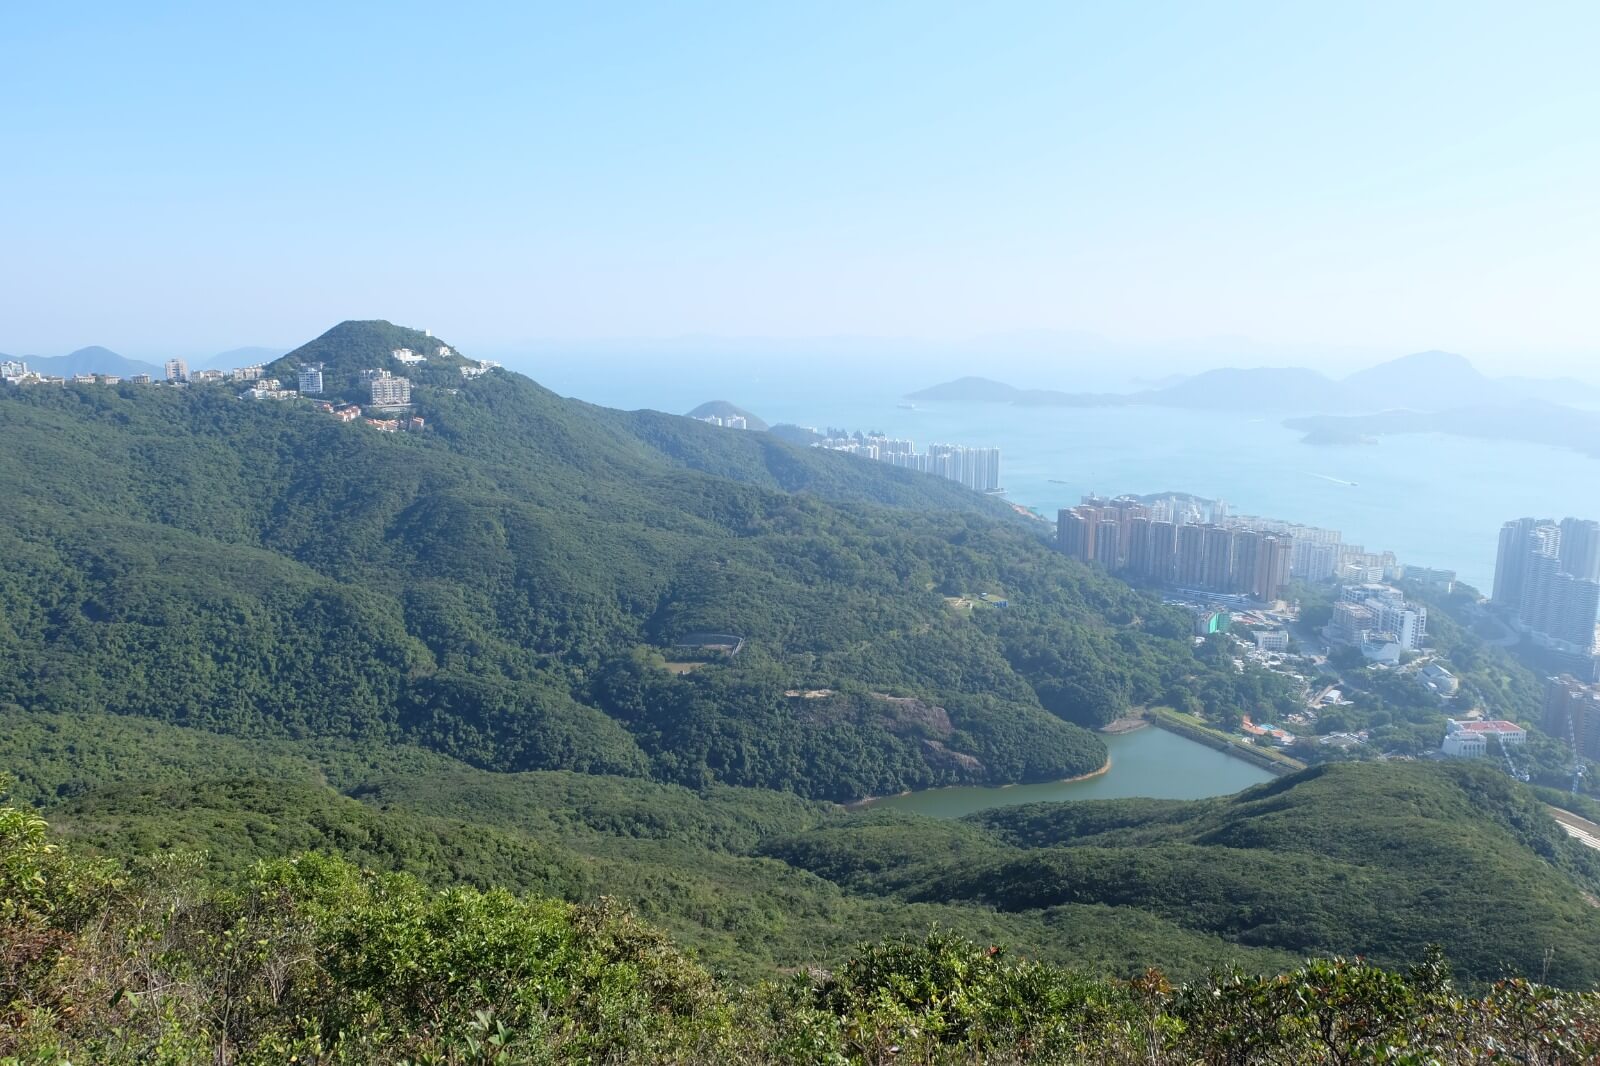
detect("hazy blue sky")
[4,2,1597,375]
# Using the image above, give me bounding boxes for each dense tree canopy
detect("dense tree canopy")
[0,331,1271,799]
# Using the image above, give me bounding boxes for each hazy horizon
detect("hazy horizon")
[6,3,1599,378]
[7,328,1599,391]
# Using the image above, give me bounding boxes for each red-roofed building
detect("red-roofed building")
[1441,719,1525,758]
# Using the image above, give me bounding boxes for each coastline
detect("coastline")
[1058,755,1113,784]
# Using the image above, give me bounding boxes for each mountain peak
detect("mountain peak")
[264,320,474,401]
[1341,349,1490,406]
[1345,349,1480,382]
[64,345,122,360]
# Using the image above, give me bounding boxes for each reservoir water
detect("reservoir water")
[867,726,1276,818]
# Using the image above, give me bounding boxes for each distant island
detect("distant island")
[908,350,1600,416]
[1286,402,1600,458]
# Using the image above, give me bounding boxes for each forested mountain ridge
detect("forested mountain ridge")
[0,321,1268,801]
[8,321,1600,1024]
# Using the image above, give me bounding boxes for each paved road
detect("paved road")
[1548,806,1600,852]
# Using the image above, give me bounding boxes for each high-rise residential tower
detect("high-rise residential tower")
[1561,518,1600,584]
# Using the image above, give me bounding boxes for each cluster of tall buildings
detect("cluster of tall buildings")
[1056,495,1293,601]
[1493,517,1600,654]
[818,434,1002,493]
[1056,492,1396,598]
[1326,584,1427,663]
[1208,509,1396,584]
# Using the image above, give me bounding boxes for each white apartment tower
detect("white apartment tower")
[368,371,412,406]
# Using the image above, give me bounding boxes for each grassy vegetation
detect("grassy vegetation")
[7,710,1600,993]
[5,797,1599,1064]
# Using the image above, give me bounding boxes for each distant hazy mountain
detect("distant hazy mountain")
[1340,350,1504,408]
[906,377,1123,407]
[13,346,163,378]
[685,400,769,431]
[910,351,1597,415]
[1149,366,1333,411]
[908,377,1031,403]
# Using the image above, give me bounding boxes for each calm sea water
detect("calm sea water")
[533,362,1600,592]
[868,727,1275,818]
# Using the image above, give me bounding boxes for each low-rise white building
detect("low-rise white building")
[1419,662,1459,696]
[1254,629,1290,653]
[1441,731,1486,758]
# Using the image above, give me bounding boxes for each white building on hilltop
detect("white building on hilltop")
[460,359,500,380]
[298,363,324,396]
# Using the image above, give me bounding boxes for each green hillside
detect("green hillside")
[5,785,1600,1063]
[0,710,1287,983]
[765,760,1600,988]
[8,707,1600,992]
[6,319,1600,1022]
[261,319,476,401]
[0,321,1276,801]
